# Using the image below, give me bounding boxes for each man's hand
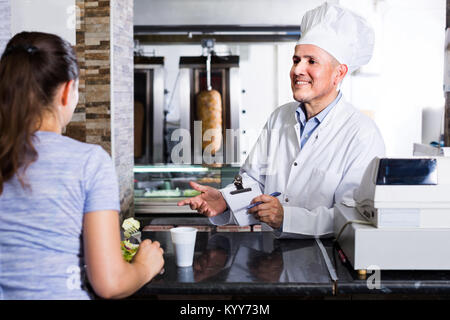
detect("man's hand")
[247,194,284,229]
[177,181,227,217]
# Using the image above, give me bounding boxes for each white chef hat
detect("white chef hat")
[296,2,375,74]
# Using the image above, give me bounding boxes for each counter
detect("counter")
[132,231,334,297]
[130,231,450,299]
[333,248,450,295]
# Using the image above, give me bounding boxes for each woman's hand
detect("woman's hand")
[247,194,284,229]
[177,181,227,217]
[83,210,165,299]
[132,239,165,281]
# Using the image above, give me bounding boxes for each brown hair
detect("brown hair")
[0,32,79,195]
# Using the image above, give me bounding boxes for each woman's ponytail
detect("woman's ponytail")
[0,32,79,195]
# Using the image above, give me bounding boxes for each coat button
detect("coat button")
[293,162,298,166]
[285,198,289,202]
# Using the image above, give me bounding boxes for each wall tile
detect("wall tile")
[67,0,134,220]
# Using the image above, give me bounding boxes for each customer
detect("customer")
[0,32,164,300]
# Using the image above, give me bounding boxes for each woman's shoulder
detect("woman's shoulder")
[35,131,111,162]
[63,135,108,156]
[62,136,112,166]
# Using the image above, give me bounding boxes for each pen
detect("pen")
[246,192,282,209]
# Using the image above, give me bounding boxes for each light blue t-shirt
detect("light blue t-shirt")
[0,131,120,300]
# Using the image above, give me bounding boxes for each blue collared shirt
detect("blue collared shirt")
[295,91,342,148]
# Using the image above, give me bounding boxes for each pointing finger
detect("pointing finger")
[190,181,207,192]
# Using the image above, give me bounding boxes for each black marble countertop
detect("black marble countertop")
[130,231,450,298]
[327,242,450,295]
[132,231,334,297]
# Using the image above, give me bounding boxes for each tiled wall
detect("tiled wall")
[67,0,134,219]
[69,0,111,151]
[0,0,11,55]
[111,0,134,219]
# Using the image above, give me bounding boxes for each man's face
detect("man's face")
[289,44,340,105]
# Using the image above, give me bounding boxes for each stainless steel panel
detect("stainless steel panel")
[178,57,241,165]
[178,68,191,134]
[133,68,152,163]
[228,67,241,164]
[134,0,323,26]
[135,64,165,164]
[153,67,165,164]
[135,198,197,214]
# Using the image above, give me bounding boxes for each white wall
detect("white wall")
[340,0,446,156]
[11,0,76,45]
[239,44,280,155]
[0,0,11,54]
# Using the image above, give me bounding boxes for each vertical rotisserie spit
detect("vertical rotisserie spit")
[195,49,222,155]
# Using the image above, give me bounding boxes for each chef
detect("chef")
[178,2,385,238]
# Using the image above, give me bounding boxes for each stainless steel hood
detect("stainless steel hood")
[134,25,300,44]
[134,0,328,26]
[133,0,330,43]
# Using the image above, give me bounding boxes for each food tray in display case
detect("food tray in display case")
[134,164,240,214]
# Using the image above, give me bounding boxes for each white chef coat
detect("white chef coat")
[210,94,385,238]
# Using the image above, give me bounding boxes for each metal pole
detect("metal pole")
[206,51,212,91]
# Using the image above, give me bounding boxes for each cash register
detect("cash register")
[334,157,450,271]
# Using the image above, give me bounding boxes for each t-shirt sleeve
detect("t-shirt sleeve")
[83,146,121,214]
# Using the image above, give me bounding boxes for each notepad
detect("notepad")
[221,180,261,226]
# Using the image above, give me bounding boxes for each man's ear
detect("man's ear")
[334,64,348,86]
[60,80,75,107]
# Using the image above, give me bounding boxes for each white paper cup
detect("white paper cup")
[177,266,194,282]
[170,227,197,267]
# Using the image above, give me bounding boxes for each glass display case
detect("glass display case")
[134,164,240,215]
